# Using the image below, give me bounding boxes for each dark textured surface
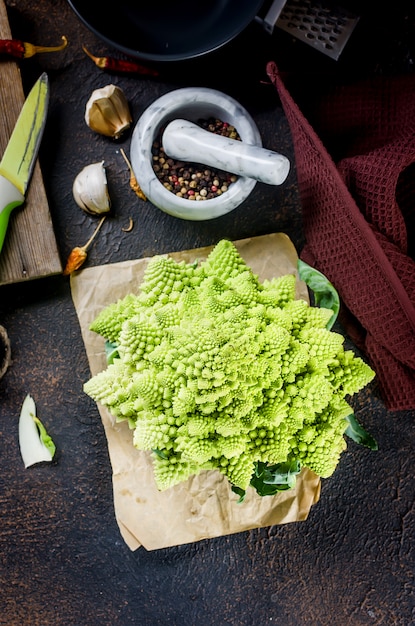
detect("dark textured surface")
[0,1,414,624]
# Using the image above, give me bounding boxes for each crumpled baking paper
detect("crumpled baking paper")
[70,233,321,551]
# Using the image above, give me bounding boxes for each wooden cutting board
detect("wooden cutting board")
[0,0,62,286]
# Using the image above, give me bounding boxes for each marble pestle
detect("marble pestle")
[162,119,290,186]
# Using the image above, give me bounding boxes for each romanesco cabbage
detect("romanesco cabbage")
[84,239,375,495]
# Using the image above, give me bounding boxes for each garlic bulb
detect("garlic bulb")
[85,84,132,139]
[73,161,111,215]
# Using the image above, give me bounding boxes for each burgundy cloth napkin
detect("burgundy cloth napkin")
[267,62,415,411]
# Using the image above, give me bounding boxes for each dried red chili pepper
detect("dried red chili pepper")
[63,216,106,276]
[0,36,67,59]
[83,46,159,78]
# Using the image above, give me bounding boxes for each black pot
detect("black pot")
[67,0,266,63]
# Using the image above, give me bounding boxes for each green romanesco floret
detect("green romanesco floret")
[260,273,297,307]
[138,256,198,306]
[84,239,376,495]
[202,238,253,281]
[133,409,178,451]
[117,313,163,366]
[151,450,200,491]
[214,452,256,491]
[328,349,376,396]
[89,293,142,344]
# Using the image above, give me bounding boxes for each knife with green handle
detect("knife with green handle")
[0,73,49,255]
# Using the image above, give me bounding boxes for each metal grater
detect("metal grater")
[256,0,360,60]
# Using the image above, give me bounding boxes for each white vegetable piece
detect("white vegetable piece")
[19,394,54,468]
[72,161,111,215]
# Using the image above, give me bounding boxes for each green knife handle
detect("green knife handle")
[0,174,25,255]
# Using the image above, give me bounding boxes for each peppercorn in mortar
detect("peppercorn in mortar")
[152,118,240,200]
[84,240,375,497]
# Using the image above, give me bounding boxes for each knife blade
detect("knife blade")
[0,72,49,255]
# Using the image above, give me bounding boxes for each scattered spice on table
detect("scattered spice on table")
[83,46,159,77]
[120,148,146,201]
[122,217,134,232]
[0,325,11,382]
[152,118,240,201]
[0,36,67,59]
[63,216,106,275]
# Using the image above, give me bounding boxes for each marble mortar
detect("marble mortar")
[130,87,270,221]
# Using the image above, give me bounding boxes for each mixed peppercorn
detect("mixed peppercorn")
[152,118,241,201]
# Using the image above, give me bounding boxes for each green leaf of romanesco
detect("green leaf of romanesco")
[345,413,378,450]
[297,259,340,330]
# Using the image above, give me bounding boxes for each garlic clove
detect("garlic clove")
[73,161,111,215]
[85,84,132,139]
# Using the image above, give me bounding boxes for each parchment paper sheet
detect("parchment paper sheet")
[70,233,321,551]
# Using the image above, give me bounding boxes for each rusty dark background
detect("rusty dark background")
[0,1,414,624]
